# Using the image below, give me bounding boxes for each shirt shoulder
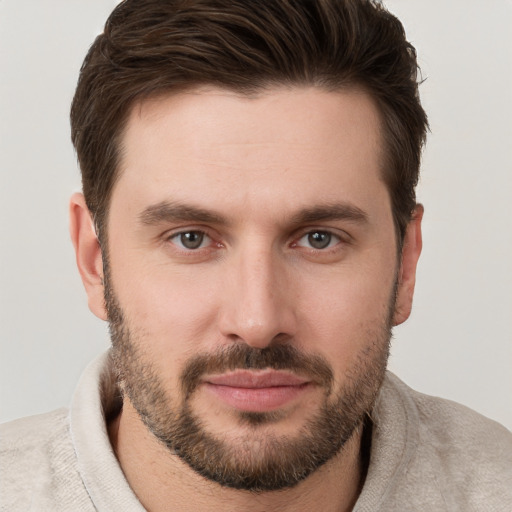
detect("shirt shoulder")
[1,409,95,512]
[392,375,512,510]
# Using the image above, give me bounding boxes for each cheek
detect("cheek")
[296,263,395,368]
[109,254,224,358]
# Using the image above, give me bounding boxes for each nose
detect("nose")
[218,245,297,349]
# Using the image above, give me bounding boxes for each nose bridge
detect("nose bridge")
[219,239,295,348]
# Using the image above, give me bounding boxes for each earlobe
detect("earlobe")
[69,192,108,321]
[393,204,424,326]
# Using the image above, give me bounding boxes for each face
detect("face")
[89,87,417,490]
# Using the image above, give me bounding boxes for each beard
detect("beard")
[104,262,393,492]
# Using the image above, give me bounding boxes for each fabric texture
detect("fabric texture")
[1,351,511,511]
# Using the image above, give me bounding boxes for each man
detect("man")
[1,0,511,510]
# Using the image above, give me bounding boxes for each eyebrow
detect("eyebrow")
[289,203,369,226]
[139,201,228,226]
[138,200,369,228]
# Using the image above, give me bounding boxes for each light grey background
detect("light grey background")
[1,1,511,429]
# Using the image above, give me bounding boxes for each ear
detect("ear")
[69,192,107,321]
[393,204,424,326]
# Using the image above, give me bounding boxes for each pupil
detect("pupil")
[181,232,203,249]
[308,231,331,249]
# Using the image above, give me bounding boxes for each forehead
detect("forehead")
[113,86,388,222]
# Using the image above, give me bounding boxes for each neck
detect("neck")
[109,399,365,512]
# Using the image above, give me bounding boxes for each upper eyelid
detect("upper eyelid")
[163,226,215,239]
[168,229,211,239]
[161,227,214,248]
[292,230,342,248]
[291,226,352,242]
[298,229,341,239]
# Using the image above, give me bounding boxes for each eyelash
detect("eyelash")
[291,230,343,251]
[163,227,350,257]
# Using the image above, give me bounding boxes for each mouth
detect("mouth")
[202,369,313,413]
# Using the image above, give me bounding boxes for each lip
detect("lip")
[202,370,312,412]
[205,369,310,388]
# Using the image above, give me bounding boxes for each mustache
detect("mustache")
[180,343,334,398]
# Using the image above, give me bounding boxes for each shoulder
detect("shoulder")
[413,385,511,437]
[1,409,93,511]
[1,408,72,474]
[388,374,512,508]
[402,377,512,464]
[1,407,69,445]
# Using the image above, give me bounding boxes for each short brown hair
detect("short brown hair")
[71,0,428,243]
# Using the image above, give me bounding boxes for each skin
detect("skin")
[70,86,423,511]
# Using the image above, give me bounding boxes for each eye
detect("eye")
[169,231,211,250]
[295,230,340,250]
